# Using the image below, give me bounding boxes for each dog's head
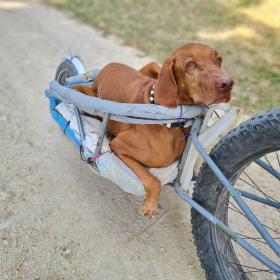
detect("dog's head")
[154,43,234,108]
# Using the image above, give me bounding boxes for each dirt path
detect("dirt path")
[0,2,206,279]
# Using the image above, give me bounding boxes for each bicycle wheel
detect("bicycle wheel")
[55,59,79,86]
[191,107,280,280]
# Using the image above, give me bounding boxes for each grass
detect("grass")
[45,0,280,114]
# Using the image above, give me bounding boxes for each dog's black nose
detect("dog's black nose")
[216,77,234,93]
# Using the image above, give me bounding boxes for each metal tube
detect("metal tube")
[190,118,280,258]
[236,189,280,209]
[49,81,208,120]
[87,164,100,175]
[74,105,86,148]
[174,180,280,273]
[255,159,280,180]
[94,113,110,157]
[177,132,194,180]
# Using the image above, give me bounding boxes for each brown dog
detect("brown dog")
[72,43,234,218]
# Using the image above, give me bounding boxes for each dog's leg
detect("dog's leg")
[110,137,161,218]
[71,85,97,97]
[139,62,160,79]
[117,154,161,218]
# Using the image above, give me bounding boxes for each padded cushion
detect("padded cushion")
[56,102,178,196]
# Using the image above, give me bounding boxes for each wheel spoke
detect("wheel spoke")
[227,206,246,217]
[276,152,280,169]
[223,195,247,218]
[236,233,274,245]
[261,224,280,236]
[244,270,275,274]
[264,155,280,181]
[240,172,280,212]
[240,174,279,204]
[223,195,280,242]
[227,262,275,274]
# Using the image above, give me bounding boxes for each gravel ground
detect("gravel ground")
[0,1,206,279]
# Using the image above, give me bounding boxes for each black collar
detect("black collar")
[150,85,186,128]
[170,122,186,128]
[150,84,155,104]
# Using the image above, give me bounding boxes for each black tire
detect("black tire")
[191,107,280,280]
[55,59,79,86]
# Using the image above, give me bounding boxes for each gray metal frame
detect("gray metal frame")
[48,80,280,275]
[175,118,280,274]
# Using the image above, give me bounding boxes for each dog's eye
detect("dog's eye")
[187,61,195,68]
[216,57,222,66]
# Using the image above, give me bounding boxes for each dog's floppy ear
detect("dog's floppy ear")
[154,58,177,108]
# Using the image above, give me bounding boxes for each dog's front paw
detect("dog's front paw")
[140,198,158,218]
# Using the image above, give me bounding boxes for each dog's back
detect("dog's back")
[92,63,154,104]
